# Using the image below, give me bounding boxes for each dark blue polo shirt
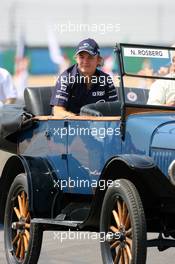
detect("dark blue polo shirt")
[50,64,118,114]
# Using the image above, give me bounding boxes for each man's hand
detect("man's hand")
[52,106,76,118]
[166,101,175,107]
[4,98,16,104]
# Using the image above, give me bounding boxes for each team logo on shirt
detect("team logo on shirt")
[55,95,68,101]
[61,83,67,91]
[127,92,137,102]
[92,91,105,96]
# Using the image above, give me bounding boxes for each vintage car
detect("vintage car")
[1,43,175,264]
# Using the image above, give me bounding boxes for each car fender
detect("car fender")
[0,155,62,224]
[100,154,175,197]
[80,154,175,229]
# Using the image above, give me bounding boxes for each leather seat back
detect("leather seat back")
[24,86,53,115]
[80,101,121,116]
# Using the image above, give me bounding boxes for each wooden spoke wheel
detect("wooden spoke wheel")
[100,179,147,264]
[11,190,31,261]
[4,174,43,264]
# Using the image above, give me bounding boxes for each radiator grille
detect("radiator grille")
[151,148,175,176]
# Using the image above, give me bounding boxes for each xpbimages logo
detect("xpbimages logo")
[58,74,114,87]
[54,178,120,191]
[51,125,120,139]
[53,230,121,243]
[53,21,120,35]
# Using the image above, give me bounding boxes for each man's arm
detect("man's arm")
[50,69,77,117]
[4,98,16,104]
[3,70,17,104]
[105,75,118,101]
[147,80,166,105]
[52,105,76,117]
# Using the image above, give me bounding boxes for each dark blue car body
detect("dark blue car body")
[1,43,175,263]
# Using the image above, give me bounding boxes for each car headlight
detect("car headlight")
[168,160,175,186]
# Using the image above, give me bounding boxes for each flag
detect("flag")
[14,29,29,101]
[47,26,66,73]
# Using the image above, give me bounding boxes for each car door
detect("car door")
[66,118,122,195]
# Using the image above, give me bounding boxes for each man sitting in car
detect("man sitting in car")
[50,38,118,117]
[147,55,175,106]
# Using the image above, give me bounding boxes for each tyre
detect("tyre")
[4,173,43,264]
[100,179,147,264]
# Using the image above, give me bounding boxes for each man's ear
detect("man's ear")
[74,55,78,63]
[98,56,104,67]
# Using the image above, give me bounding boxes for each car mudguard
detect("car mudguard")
[0,155,62,224]
[80,154,175,230]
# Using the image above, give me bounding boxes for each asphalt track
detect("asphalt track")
[0,150,175,263]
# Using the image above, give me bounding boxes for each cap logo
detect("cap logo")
[83,43,90,47]
[76,39,100,56]
[79,44,94,51]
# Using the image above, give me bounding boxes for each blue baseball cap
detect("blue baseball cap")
[75,38,100,56]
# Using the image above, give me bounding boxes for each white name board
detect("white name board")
[124,48,169,58]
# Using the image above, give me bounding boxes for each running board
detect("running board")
[31,218,83,228]
[147,238,175,251]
